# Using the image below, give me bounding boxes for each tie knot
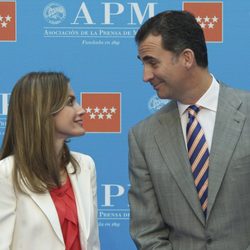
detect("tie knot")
[187,105,200,116]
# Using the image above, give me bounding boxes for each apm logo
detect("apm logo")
[98,184,130,222]
[0,93,10,135]
[71,2,157,25]
[43,2,157,40]
[0,93,9,116]
[43,2,66,25]
[148,94,169,113]
[101,184,130,208]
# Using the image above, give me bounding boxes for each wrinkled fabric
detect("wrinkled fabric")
[50,176,82,250]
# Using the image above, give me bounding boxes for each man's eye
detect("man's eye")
[149,60,157,66]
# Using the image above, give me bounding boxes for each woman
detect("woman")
[0,72,100,250]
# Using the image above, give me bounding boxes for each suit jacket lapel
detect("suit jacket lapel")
[26,188,64,243]
[155,101,205,225]
[207,84,245,219]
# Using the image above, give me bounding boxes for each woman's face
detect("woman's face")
[53,90,85,141]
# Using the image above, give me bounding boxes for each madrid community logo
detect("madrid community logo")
[43,2,66,25]
[0,1,16,41]
[81,92,121,133]
[183,1,223,42]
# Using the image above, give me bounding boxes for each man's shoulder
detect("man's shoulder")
[220,81,250,96]
[219,82,250,106]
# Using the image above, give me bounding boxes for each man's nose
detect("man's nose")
[143,66,154,82]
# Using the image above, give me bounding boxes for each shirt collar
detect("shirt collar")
[177,74,220,116]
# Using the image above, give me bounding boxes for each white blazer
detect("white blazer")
[0,152,100,250]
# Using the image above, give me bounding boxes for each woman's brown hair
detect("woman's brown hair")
[0,72,79,193]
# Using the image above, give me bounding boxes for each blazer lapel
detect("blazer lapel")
[207,84,246,219]
[21,159,93,246]
[155,101,205,225]
[26,188,64,243]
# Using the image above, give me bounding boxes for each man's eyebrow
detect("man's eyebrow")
[137,55,157,62]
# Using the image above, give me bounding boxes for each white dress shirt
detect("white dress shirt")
[177,74,220,151]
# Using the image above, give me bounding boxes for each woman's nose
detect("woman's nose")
[75,102,85,115]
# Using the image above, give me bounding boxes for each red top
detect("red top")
[50,176,82,250]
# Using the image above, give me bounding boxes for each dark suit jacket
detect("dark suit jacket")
[128,83,250,250]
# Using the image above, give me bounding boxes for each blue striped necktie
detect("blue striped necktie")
[186,105,209,217]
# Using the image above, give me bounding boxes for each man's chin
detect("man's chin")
[156,91,169,100]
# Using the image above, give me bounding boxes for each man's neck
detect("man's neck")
[179,69,212,104]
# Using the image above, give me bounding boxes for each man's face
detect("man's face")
[138,34,188,100]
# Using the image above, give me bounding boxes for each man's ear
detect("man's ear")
[181,49,195,69]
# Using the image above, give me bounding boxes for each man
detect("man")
[128,10,250,250]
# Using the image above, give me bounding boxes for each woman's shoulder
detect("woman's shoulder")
[70,151,95,169]
[0,155,14,178]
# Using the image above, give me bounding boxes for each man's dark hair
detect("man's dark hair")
[135,10,208,68]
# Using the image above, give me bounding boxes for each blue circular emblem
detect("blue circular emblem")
[43,2,66,25]
[148,95,169,113]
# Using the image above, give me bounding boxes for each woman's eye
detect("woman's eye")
[66,98,74,106]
